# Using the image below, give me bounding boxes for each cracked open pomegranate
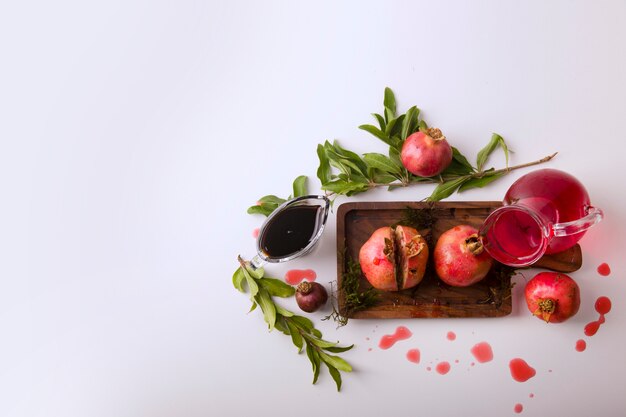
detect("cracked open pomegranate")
[359,225,428,291]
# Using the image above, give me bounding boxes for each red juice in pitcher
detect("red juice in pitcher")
[480,169,603,267]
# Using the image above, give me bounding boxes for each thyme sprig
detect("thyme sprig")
[233,257,354,391]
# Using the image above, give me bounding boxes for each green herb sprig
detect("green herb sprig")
[324,254,380,327]
[316,87,557,201]
[233,257,354,391]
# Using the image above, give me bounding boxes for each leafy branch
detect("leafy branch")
[233,257,354,391]
[316,87,556,201]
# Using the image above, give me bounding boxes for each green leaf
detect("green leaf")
[428,176,470,201]
[363,153,402,176]
[401,106,419,140]
[232,268,245,292]
[323,344,354,353]
[418,119,428,131]
[383,87,396,120]
[322,180,369,196]
[274,316,290,335]
[372,113,386,130]
[308,337,338,349]
[452,147,474,171]
[286,321,304,352]
[290,315,314,331]
[244,274,259,297]
[476,133,508,172]
[275,304,294,317]
[387,114,405,138]
[255,287,276,330]
[319,351,353,372]
[372,173,398,184]
[292,175,308,197]
[458,172,505,192]
[258,277,296,298]
[358,124,395,147]
[248,301,257,313]
[316,144,331,184]
[306,344,321,384]
[326,363,342,391]
[247,195,286,217]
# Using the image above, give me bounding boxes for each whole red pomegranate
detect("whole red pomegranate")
[359,225,428,291]
[400,127,453,177]
[525,272,580,323]
[434,225,493,287]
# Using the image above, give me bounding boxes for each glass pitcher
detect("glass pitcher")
[479,169,603,267]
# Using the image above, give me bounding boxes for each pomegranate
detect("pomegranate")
[400,127,453,177]
[359,225,428,291]
[525,272,580,323]
[434,225,493,287]
[295,281,328,313]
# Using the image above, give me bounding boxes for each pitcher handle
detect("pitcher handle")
[552,206,604,237]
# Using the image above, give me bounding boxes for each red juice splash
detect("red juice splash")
[284,269,316,285]
[597,263,611,276]
[436,361,450,375]
[575,339,586,352]
[584,296,612,337]
[509,358,536,382]
[406,349,420,364]
[514,403,523,414]
[446,331,456,341]
[470,341,493,363]
[379,326,412,349]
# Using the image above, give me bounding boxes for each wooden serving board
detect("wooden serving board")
[336,201,583,319]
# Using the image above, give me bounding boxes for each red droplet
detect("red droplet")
[529,393,534,398]
[252,228,260,238]
[368,348,372,352]
[470,362,475,367]
[470,341,493,363]
[379,326,413,350]
[446,331,456,341]
[436,361,451,375]
[597,263,611,276]
[509,358,536,382]
[284,269,316,285]
[595,296,612,315]
[584,320,601,337]
[575,339,587,352]
[406,349,420,364]
[426,366,432,371]
[454,359,459,364]
[599,315,606,324]
[373,257,381,265]
[514,403,523,414]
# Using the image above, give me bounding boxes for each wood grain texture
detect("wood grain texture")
[336,201,583,319]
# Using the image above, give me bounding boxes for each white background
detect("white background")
[1,1,625,416]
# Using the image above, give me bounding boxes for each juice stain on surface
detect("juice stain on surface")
[406,349,420,364]
[584,296,612,337]
[470,341,493,363]
[379,326,412,350]
[509,358,536,382]
[597,263,611,276]
[575,339,586,352]
[514,403,523,414]
[436,361,451,375]
[446,331,456,341]
[284,269,316,285]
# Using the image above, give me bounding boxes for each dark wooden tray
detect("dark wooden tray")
[336,201,582,319]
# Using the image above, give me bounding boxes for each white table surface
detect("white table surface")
[2,1,626,416]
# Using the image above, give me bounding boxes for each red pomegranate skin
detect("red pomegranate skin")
[525,272,580,323]
[400,129,453,177]
[434,225,493,287]
[359,227,398,291]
